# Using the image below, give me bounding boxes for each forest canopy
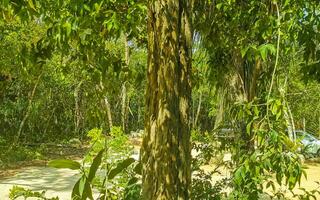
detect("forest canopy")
[1,0,320,199]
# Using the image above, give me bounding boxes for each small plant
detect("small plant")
[47,127,141,199]
[9,186,59,200]
[191,169,229,200]
[228,98,305,199]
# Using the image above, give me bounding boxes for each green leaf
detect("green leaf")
[216,3,223,10]
[48,159,81,170]
[234,167,243,185]
[78,176,86,196]
[127,177,139,185]
[241,46,250,58]
[83,4,91,12]
[64,22,72,37]
[258,44,276,61]
[272,103,279,115]
[71,176,94,200]
[133,162,142,175]
[246,121,253,135]
[302,169,307,179]
[284,0,290,7]
[136,3,147,10]
[276,110,282,120]
[71,178,81,199]
[27,0,36,10]
[108,158,135,180]
[94,3,102,12]
[87,149,104,182]
[276,172,282,185]
[83,181,93,200]
[266,181,273,189]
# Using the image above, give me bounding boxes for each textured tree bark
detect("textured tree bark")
[141,0,193,199]
[233,50,263,151]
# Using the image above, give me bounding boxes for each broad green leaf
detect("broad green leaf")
[48,159,81,170]
[71,176,93,200]
[216,3,223,10]
[108,158,135,180]
[87,149,104,182]
[234,167,243,185]
[258,44,276,61]
[83,181,93,200]
[71,177,81,199]
[78,176,86,196]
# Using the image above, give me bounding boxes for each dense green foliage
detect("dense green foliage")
[1,0,320,199]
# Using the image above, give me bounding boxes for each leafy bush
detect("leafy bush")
[47,127,140,200]
[192,169,229,200]
[191,129,212,143]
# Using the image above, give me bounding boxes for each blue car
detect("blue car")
[295,130,320,156]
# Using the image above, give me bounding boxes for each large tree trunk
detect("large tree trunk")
[141,0,193,199]
[232,51,264,152]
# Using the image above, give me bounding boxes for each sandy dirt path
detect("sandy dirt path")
[0,166,81,200]
[0,146,319,200]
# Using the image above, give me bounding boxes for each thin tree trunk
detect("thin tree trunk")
[283,102,295,141]
[214,88,225,129]
[319,117,320,138]
[287,102,296,141]
[44,107,56,136]
[121,35,130,133]
[192,95,195,128]
[303,118,306,132]
[74,81,83,135]
[248,58,261,101]
[104,96,113,129]
[121,83,128,132]
[193,91,202,129]
[141,0,193,199]
[13,73,42,146]
[138,96,141,126]
[98,80,114,131]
